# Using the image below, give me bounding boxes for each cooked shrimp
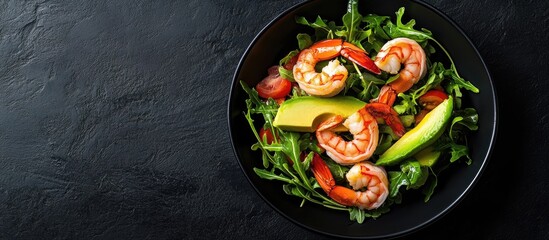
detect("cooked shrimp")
[364,38,427,137]
[311,155,389,210]
[373,37,427,106]
[293,39,380,97]
[315,107,378,165]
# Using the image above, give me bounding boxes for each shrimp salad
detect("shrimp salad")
[240,0,479,223]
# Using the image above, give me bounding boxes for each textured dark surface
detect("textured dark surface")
[0,0,547,239]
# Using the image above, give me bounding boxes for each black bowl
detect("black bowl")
[228,0,497,238]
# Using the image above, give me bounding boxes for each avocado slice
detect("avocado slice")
[414,146,441,167]
[273,96,366,132]
[376,96,453,166]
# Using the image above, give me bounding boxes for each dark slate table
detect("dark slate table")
[0,0,547,239]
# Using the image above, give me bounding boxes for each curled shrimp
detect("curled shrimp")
[315,106,378,165]
[365,38,427,137]
[311,155,389,210]
[372,37,427,106]
[293,39,380,97]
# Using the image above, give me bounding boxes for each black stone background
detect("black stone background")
[0,0,547,239]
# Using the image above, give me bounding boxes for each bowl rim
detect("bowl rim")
[227,0,498,238]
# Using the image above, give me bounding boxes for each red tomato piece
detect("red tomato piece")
[267,65,279,75]
[256,66,292,99]
[259,127,275,144]
[418,89,448,110]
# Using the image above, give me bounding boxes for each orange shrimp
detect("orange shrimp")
[366,37,427,137]
[311,155,389,210]
[372,37,427,106]
[293,39,380,97]
[315,106,378,165]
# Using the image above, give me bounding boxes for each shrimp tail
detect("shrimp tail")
[317,115,343,131]
[365,103,406,137]
[340,46,381,75]
[311,154,336,193]
[309,39,344,60]
[373,85,397,106]
[311,155,358,206]
[329,186,360,206]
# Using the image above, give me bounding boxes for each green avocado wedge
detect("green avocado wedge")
[273,96,366,132]
[376,96,453,166]
[415,146,441,167]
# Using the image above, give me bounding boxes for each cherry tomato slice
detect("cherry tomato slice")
[259,127,275,144]
[256,67,292,99]
[418,89,448,110]
[267,65,279,75]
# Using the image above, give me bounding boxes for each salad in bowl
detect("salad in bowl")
[229,1,494,235]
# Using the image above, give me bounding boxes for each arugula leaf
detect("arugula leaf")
[349,204,391,223]
[345,72,383,102]
[295,15,335,40]
[349,207,366,223]
[282,184,307,198]
[422,167,438,202]
[340,0,368,46]
[389,171,409,198]
[279,50,299,66]
[444,67,480,96]
[388,160,429,198]
[278,50,298,82]
[453,108,479,131]
[383,8,432,43]
[374,133,393,155]
[448,143,471,164]
[298,133,324,154]
[297,33,313,50]
[379,125,399,141]
[435,135,473,165]
[440,121,474,164]
[362,14,390,53]
[324,157,350,182]
[393,92,417,115]
[414,62,446,97]
[290,86,308,98]
[402,161,429,189]
[254,168,292,183]
[278,66,294,82]
[344,72,361,94]
[280,133,301,162]
[447,109,478,164]
[385,73,401,84]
